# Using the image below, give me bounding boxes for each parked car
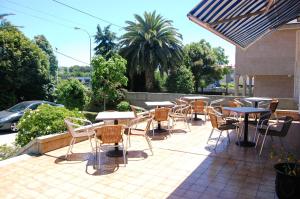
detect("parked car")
[0,101,63,132]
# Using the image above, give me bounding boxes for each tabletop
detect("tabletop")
[95,111,135,121]
[223,107,269,114]
[145,101,174,107]
[244,97,272,102]
[182,96,209,100]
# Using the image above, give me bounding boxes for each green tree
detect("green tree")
[0,22,50,109]
[213,47,229,66]
[91,54,127,110]
[166,66,195,94]
[184,40,224,92]
[34,35,58,78]
[120,11,183,91]
[55,78,90,110]
[94,25,117,59]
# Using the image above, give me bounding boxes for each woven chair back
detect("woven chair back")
[176,99,188,105]
[208,113,218,128]
[228,100,240,107]
[95,125,123,144]
[269,99,279,114]
[154,107,170,122]
[193,100,206,113]
[64,119,76,137]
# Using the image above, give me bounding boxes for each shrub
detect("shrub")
[0,144,19,161]
[166,66,195,94]
[55,78,90,110]
[16,104,84,147]
[116,101,130,111]
[82,111,98,123]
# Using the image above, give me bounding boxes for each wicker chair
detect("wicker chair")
[175,99,189,106]
[190,100,208,121]
[209,98,225,107]
[130,105,151,118]
[94,125,126,167]
[249,111,272,142]
[256,116,293,156]
[207,112,240,150]
[127,117,153,155]
[169,105,191,133]
[64,117,95,160]
[153,107,171,136]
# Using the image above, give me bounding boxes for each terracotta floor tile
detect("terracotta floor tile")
[0,120,279,198]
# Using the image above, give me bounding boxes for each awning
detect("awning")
[187,0,300,49]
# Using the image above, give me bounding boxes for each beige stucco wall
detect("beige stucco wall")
[254,75,294,98]
[295,31,300,109]
[236,28,296,76]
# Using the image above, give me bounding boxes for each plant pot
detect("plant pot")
[274,163,300,199]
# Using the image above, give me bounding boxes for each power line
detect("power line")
[50,0,124,29]
[54,49,89,65]
[4,0,90,30]
[2,5,74,29]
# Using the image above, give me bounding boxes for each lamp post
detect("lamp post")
[74,27,92,78]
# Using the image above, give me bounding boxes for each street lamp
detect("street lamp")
[0,13,15,19]
[74,27,92,75]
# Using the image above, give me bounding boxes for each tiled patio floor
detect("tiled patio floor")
[0,117,279,199]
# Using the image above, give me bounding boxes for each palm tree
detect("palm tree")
[119,11,183,91]
[94,25,117,59]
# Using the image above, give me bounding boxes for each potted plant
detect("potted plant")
[271,149,300,199]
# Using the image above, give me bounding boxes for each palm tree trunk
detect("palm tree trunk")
[145,67,154,91]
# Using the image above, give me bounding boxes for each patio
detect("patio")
[0,118,279,199]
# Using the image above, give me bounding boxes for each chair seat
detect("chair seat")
[218,123,237,130]
[129,128,147,136]
[73,129,95,138]
[258,128,282,137]
[225,117,239,124]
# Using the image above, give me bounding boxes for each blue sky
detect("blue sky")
[1,0,235,67]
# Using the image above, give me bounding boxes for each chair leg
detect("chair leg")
[88,136,94,152]
[259,134,268,156]
[65,138,74,159]
[145,136,153,155]
[253,126,258,142]
[214,130,222,150]
[226,130,231,143]
[122,142,126,166]
[207,129,214,144]
[152,122,155,136]
[70,138,76,153]
[255,134,261,148]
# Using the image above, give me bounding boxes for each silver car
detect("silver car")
[0,101,63,132]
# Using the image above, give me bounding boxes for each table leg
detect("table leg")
[193,113,203,121]
[106,119,124,157]
[236,113,255,147]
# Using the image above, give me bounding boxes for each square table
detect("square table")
[181,96,209,101]
[145,101,175,107]
[223,107,269,147]
[145,101,174,132]
[182,96,209,120]
[95,111,135,157]
[244,97,272,108]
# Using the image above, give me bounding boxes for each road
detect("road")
[0,131,17,146]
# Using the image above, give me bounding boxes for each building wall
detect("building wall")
[295,31,300,110]
[254,75,294,98]
[236,28,296,76]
